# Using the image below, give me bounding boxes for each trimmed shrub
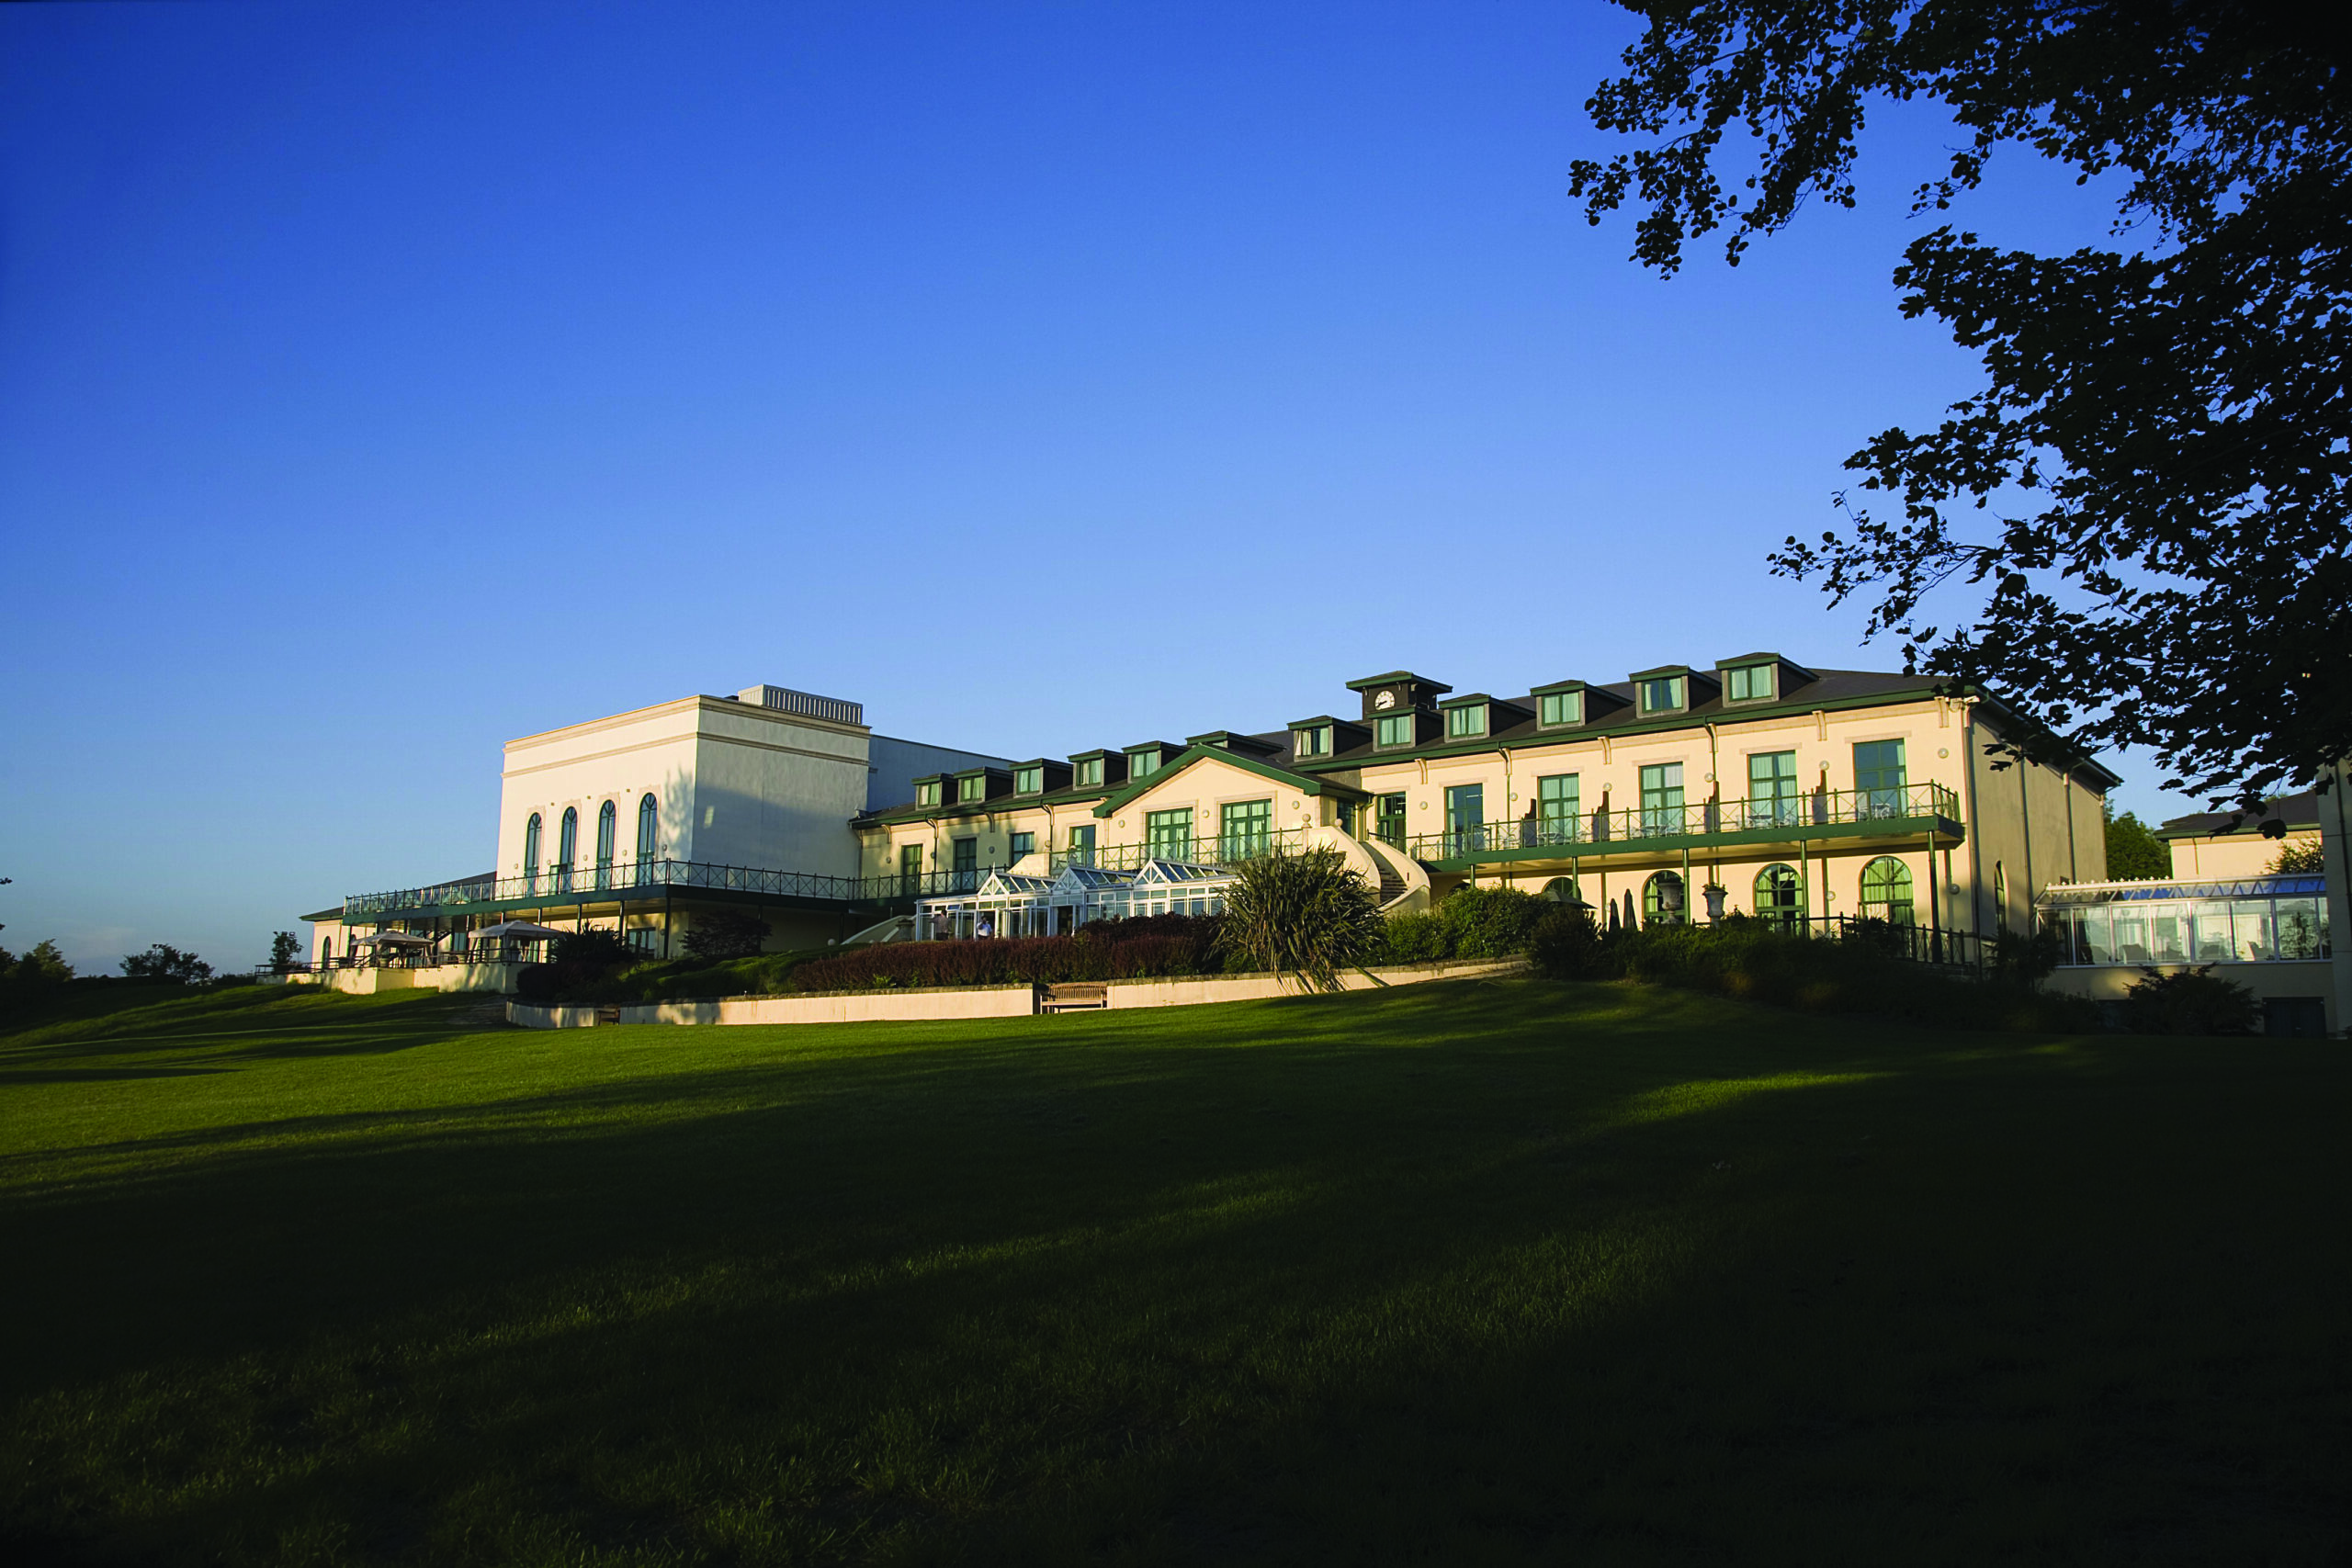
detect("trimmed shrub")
[2122,965,2259,1035]
[1378,911,1449,964]
[1541,915,2098,1033]
[788,916,1224,992]
[1528,905,1604,978]
[1438,886,1546,958]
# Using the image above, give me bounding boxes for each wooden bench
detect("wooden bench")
[595,1005,623,1025]
[1037,982,1109,1013]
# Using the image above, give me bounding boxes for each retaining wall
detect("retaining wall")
[506,956,1525,1029]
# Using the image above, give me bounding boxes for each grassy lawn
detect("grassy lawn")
[0,979,2343,1565]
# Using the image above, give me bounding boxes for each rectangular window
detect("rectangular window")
[1444,783,1485,854]
[1445,704,1487,739]
[1747,750,1800,826]
[957,774,985,803]
[1066,824,1096,865]
[952,838,978,886]
[1853,739,1906,815]
[1294,725,1331,757]
[1375,713,1414,749]
[1639,762,1685,835]
[916,781,940,807]
[2275,897,2328,959]
[1638,676,1686,714]
[1725,664,1774,702]
[1375,792,1408,846]
[898,844,922,887]
[1014,765,1042,795]
[1130,750,1160,780]
[1536,774,1579,844]
[1009,831,1035,861]
[1074,757,1102,788]
[1538,691,1582,727]
[1146,807,1193,863]
[1220,798,1272,861]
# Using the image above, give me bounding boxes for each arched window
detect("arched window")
[1754,863,1804,930]
[320,936,333,965]
[636,793,658,880]
[558,807,578,893]
[1994,862,2008,932]
[1643,870,1686,926]
[1860,856,1915,925]
[594,800,616,890]
[1539,875,1582,905]
[523,814,543,894]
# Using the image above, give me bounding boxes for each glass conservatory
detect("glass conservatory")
[917,859,1236,939]
[2038,874,2330,967]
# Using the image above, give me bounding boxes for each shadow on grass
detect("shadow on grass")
[0,980,2344,1565]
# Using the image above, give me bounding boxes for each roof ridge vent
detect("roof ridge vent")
[736,684,864,726]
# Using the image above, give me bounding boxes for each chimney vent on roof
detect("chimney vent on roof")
[735,684,864,727]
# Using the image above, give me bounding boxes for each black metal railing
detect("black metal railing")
[1048,828,1304,874]
[344,857,1022,917]
[1407,783,1961,862]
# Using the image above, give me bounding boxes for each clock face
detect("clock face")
[1374,690,1397,710]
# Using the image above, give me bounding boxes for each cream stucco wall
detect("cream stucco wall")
[2166,829,2320,880]
[499,694,873,883]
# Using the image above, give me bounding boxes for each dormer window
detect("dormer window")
[1294,724,1331,758]
[1444,702,1487,739]
[1074,756,1103,788]
[1014,765,1042,795]
[1128,750,1161,780]
[957,774,985,804]
[1638,675,1687,715]
[1539,690,1582,727]
[1724,664,1775,703]
[915,780,941,807]
[1374,713,1414,750]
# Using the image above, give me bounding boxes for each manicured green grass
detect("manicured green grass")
[0,979,2343,1565]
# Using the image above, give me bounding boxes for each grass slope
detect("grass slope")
[0,980,2343,1565]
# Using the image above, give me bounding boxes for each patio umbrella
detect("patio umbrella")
[357,931,437,947]
[472,921,571,941]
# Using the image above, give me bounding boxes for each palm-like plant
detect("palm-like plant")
[1216,846,1382,992]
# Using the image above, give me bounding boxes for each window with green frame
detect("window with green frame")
[1443,783,1484,853]
[1009,831,1035,861]
[1444,704,1487,739]
[1535,773,1579,842]
[1066,824,1096,864]
[952,838,978,875]
[1293,725,1330,757]
[1854,739,1906,815]
[1724,664,1774,702]
[1073,757,1102,788]
[1538,690,1582,727]
[1753,863,1802,928]
[1638,761,1685,833]
[1860,855,1915,923]
[1013,765,1042,795]
[1219,798,1271,860]
[1374,713,1414,749]
[1747,750,1800,826]
[1643,870,1686,924]
[1638,675,1686,714]
[1374,792,1408,846]
[1129,750,1161,780]
[1146,807,1193,862]
[898,844,923,886]
[916,780,940,807]
[957,774,984,803]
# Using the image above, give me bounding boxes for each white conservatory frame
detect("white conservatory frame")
[916,860,1237,939]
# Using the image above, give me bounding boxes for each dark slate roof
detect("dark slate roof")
[2155,792,2322,840]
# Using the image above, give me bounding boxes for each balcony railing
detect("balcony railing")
[1048,828,1304,874]
[1407,783,1961,862]
[344,857,1013,917]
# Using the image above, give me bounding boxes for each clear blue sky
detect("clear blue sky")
[0,1,2195,971]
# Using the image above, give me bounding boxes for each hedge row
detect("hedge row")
[787,915,1226,991]
[1532,912,2099,1033]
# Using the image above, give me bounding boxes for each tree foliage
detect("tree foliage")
[1216,847,1383,992]
[681,911,769,963]
[1571,1,2350,806]
[267,931,303,973]
[2271,838,2324,874]
[120,943,213,984]
[2103,807,2169,880]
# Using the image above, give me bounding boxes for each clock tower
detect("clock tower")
[1343,671,1453,723]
